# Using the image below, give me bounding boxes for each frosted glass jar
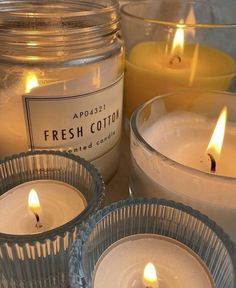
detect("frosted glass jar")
[0,0,124,181]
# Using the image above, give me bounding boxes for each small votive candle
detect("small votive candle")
[0,150,104,288]
[69,198,236,288]
[93,235,213,288]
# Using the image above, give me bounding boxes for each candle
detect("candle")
[69,198,236,288]
[92,235,213,288]
[122,5,236,118]
[130,90,236,241]
[0,180,87,234]
[0,68,123,182]
[125,42,235,117]
[0,1,124,183]
[0,150,104,287]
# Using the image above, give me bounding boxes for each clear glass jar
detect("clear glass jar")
[121,0,236,121]
[0,0,124,182]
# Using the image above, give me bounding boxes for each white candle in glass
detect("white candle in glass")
[131,105,236,241]
[0,180,87,234]
[92,234,213,288]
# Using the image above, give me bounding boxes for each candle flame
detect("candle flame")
[186,6,196,24]
[185,6,196,38]
[143,263,159,288]
[207,106,227,159]
[28,189,41,213]
[171,19,185,56]
[25,72,39,93]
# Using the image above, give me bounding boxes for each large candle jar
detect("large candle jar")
[130,90,236,242]
[0,0,124,182]
[121,0,236,121]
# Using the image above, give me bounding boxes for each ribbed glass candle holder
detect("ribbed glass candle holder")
[69,198,236,288]
[0,150,105,288]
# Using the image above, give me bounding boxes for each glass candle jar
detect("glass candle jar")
[121,0,236,121]
[130,90,236,242]
[0,0,124,182]
[0,150,104,288]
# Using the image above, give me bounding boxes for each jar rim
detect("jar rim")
[0,0,118,18]
[121,0,236,28]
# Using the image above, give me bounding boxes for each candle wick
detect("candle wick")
[34,212,42,229]
[169,54,182,65]
[207,153,216,173]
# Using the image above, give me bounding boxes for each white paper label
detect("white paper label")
[23,76,123,161]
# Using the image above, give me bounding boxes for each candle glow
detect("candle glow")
[28,189,41,215]
[170,19,185,57]
[143,262,159,288]
[207,106,227,160]
[25,72,39,93]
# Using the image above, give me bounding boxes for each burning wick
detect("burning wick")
[207,153,216,173]
[28,189,43,229]
[169,55,182,65]
[206,106,227,174]
[170,19,184,66]
[34,212,42,229]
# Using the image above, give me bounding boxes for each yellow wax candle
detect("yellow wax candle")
[124,41,236,117]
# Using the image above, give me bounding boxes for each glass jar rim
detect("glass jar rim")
[0,0,118,18]
[121,0,236,28]
[130,89,236,182]
[0,150,105,243]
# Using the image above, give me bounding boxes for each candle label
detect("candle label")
[23,76,123,161]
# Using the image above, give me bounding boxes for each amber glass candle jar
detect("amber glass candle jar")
[0,0,124,181]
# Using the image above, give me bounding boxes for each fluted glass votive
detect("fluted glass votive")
[0,150,104,288]
[69,198,236,288]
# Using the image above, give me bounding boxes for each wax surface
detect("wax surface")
[124,41,236,117]
[93,234,213,288]
[0,180,87,234]
[131,111,236,241]
[143,112,236,177]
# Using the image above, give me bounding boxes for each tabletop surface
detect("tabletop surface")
[105,134,130,204]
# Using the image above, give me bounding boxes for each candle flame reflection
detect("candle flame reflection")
[207,106,227,159]
[185,6,196,38]
[143,262,159,288]
[171,19,185,56]
[28,189,41,213]
[25,72,39,93]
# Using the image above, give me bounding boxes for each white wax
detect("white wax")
[143,112,236,177]
[131,112,236,241]
[93,234,213,288]
[0,180,87,234]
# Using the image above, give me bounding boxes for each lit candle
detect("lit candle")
[0,180,87,234]
[145,107,232,176]
[92,235,213,288]
[28,189,42,229]
[143,263,159,288]
[124,11,236,117]
[130,91,236,241]
[0,69,123,181]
